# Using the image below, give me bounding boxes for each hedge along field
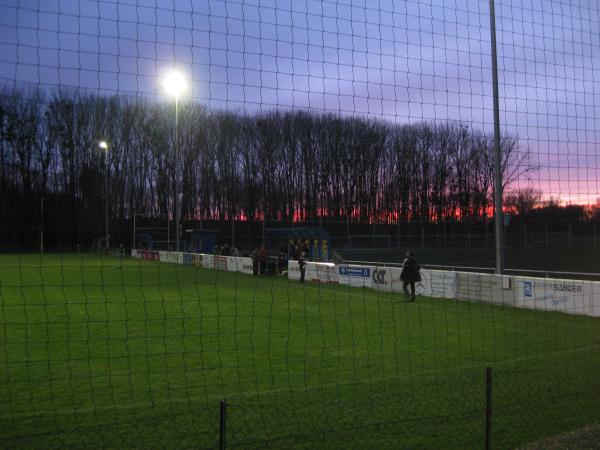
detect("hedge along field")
[1,254,600,449]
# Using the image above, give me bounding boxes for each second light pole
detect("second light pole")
[99,141,110,249]
[163,69,187,252]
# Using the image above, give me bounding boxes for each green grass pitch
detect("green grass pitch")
[1,254,600,449]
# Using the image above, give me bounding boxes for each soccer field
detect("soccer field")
[1,254,600,449]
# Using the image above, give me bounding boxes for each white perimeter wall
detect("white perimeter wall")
[131,250,600,317]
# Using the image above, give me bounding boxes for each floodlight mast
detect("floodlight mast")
[163,69,187,252]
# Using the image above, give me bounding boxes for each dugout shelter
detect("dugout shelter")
[266,227,330,261]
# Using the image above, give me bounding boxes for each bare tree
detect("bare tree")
[505,187,542,216]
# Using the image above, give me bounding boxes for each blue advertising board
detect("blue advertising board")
[338,266,370,277]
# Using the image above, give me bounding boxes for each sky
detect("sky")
[0,0,599,204]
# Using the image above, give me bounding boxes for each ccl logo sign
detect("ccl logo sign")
[372,268,388,285]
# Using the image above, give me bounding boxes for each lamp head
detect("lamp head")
[162,69,187,98]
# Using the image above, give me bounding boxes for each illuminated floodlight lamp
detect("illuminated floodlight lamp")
[162,69,187,98]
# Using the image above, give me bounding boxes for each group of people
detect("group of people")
[214,239,421,300]
[213,243,240,256]
[280,239,310,261]
[275,239,310,281]
[295,248,421,295]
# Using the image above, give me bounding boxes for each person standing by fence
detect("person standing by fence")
[400,251,421,302]
[298,251,306,283]
[258,245,268,275]
[251,248,259,276]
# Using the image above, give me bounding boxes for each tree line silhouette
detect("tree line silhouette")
[1,86,533,249]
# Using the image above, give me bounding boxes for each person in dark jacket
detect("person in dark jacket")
[302,240,310,258]
[277,251,287,275]
[400,251,421,301]
[258,245,268,275]
[251,248,259,276]
[298,251,306,283]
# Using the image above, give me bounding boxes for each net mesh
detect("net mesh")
[1,0,600,448]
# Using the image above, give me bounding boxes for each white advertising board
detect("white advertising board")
[337,264,373,288]
[193,253,203,267]
[288,260,300,280]
[225,256,238,272]
[182,253,195,265]
[223,256,254,274]
[369,266,396,292]
[202,254,215,269]
[287,261,337,283]
[418,269,458,299]
[214,255,228,271]
[306,262,337,283]
[513,277,600,316]
[453,271,516,306]
[235,257,254,275]
[368,267,458,298]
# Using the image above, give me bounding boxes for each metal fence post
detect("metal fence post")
[220,400,227,450]
[489,0,504,274]
[443,220,447,248]
[485,367,493,450]
[347,214,351,248]
[466,225,470,249]
[232,216,235,249]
